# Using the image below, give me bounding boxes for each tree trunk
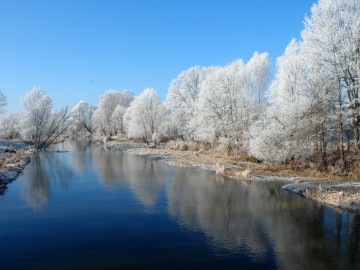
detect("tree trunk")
[320,123,327,170]
[337,80,346,171]
[352,118,360,153]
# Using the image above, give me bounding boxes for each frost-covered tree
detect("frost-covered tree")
[196,60,244,143]
[249,40,313,162]
[124,88,166,142]
[249,39,337,164]
[92,89,134,136]
[167,66,212,139]
[243,52,271,105]
[194,53,270,149]
[21,87,69,149]
[0,90,7,114]
[70,101,96,134]
[111,104,126,135]
[248,0,359,167]
[302,0,360,154]
[0,114,21,139]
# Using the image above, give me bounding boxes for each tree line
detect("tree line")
[0,0,358,170]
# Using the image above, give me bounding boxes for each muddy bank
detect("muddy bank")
[0,140,35,193]
[121,145,360,212]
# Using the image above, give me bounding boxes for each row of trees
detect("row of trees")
[0,0,358,169]
[250,0,359,169]
[67,51,270,146]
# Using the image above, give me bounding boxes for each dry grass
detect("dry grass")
[0,147,34,170]
[305,188,360,211]
[126,142,360,181]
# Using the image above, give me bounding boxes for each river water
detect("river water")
[0,139,359,269]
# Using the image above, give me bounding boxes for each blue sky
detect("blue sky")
[0,0,315,112]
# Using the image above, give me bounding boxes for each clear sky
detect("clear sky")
[0,0,315,113]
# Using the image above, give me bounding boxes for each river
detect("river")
[0,139,359,269]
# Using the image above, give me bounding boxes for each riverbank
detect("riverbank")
[105,142,360,212]
[0,140,35,194]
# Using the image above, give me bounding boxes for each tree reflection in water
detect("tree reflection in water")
[122,154,167,209]
[22,151,75,209]
[165,167,360,270]
[13,140,360,268]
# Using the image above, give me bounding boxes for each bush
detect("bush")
[189,142,200,151]
[179,143,189,151]
[199,142,211,151]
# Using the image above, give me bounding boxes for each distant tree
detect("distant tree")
[194,53,270,148]
[167,66,212,140]
[124,88,166,143]
[243,52,271,105]
[111,105,127,135]
[21,87,70,150]
[0,90,7,114]
[70,101,96,134]
[92,89,134,136]
[0,114,21,139]
[196,60,244,143]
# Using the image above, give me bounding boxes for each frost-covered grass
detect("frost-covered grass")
[0,141,34,190]
[284,182,360,212]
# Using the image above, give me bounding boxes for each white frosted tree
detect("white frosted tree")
[111,104,126,135]
[243,52,271,105]
[249,40,311,162]
[0,114,21,139]
[194,53,270,150]
[124,88,166,143]
[302,0,360,156]
[70,101,96,134]
[196,60,244,143]
[167,66,212,140]
[0,90,7,114]
[21,87,70,149]
[92,89,134,136]
[249,39,337,164]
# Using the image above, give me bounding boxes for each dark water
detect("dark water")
[0,140,359,270]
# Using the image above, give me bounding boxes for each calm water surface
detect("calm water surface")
[0,140,359,269]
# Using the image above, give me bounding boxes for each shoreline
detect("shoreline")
[106,142,360,213]
[0,140,35,194]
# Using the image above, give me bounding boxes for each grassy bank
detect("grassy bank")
[104,140,360,212]
[0,140,35,193]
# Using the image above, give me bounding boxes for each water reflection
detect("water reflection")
[122,154,167,208]
[22,151,75,209]
[167,169,270,255]
[67,139,167,207]
[66,139,93,174]
[90,144,128,188]
[166,168,360,269]
[8,139,360,268]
